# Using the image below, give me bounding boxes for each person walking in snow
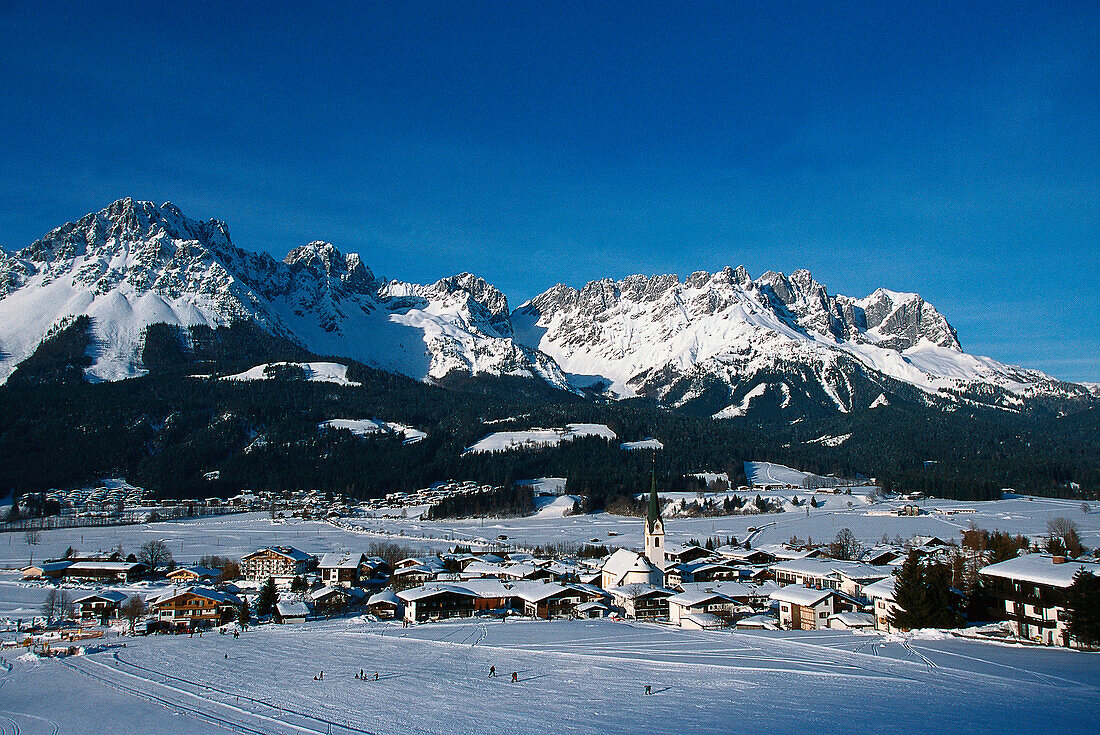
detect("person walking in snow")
[373,672,379,681]
[644,685,652,696]
[319,670,324,681]
[489,665,496,677]
[359,669,364,679]
[510,672,518,683]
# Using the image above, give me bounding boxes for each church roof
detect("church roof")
[646,471,661,532]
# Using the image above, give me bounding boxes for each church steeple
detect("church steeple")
[646,469,661,532]
[644,468,665,566]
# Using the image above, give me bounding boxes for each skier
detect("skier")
[489,665,496,678]
[510,672,518,683]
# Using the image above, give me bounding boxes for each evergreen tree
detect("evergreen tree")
[237,596,251,628]
[255,577,278,618]
[1065,569,1100,648]
[890,551,931,630]
[891,550,962,630]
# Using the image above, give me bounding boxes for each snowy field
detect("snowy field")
[345,491,1100,553]
[2,490,1099,574]
[0,618,1096,734]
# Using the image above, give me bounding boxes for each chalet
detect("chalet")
[716,546,777,565]
[310,586,351,614]
[399,586,478,623]
[608,584,673,620]
[366,590,403,619]
[754,544,823,562]
[678,560,743,583]
[73,590,129,622]
[240,547,314,582]
[275,600,310,624]
[862,576,899,632]
[771,587,846,631]
[979,554,1100,647]
[666,543,715,564]
[21,560,73,580]
[150,587,241,631]
[705,580,781,608]
[666,590,737,628]
[167,566,220,584]
[770,557,887,598]
[63,561,147,583]
[513,583,582,619]
[318,553,369,587]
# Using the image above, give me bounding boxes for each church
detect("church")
[599,475,668,589]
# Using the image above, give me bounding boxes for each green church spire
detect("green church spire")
[647,468,661,530]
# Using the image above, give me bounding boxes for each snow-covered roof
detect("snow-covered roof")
[151,586,239,606]
[666,590,730,608]
[367,590,402,607]
[735,614,779,630]
[979,554,1099,589]
[770,586,838,607]
[754,544,819,561]
[680,612,725,628]
[310,585,349,601]
[827,612,875,628]
[771,557,887,582]
[73,590,129,604]
[169,566,220,578]
[706,581,780,599]
[511,583,570,603]
[576,601,611,613]
[243,546,314,563]
[276,600,310,617]
[602,549,657,580]
[318,553,365,569]
[67,561,145,572]
[607,584,673,601]
[862,575,897,601]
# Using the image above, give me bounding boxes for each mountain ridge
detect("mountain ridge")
[0,199,1092,418]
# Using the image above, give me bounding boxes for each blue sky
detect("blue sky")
[1,2,1097,380]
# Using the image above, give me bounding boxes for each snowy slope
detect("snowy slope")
[513,268,1091,413]
[0,199,571,391]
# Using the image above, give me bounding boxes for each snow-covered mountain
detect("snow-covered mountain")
[0,199,1090,417]
[0,199,570,389]
[511,268,1092,415]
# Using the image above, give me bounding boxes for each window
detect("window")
[655,538,660,547]
[819,612,828,618]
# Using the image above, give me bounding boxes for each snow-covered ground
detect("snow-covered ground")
[318,418,427,444]
[0,618,1095,734]
[464,424,617,454]
[3,490,1099,574]
[620,438,664,451]
[220,361,361,386]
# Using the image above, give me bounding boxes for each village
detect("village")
[8,477,1099,654]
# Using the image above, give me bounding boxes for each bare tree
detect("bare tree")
[618,583,648,619]
[138,539,174,575]
[41,588,59,621]
[41,589,73,621]
[24,528,41,564]
[828,528,862,561]
[1046,517,1086,558]
[120,595,147,632]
